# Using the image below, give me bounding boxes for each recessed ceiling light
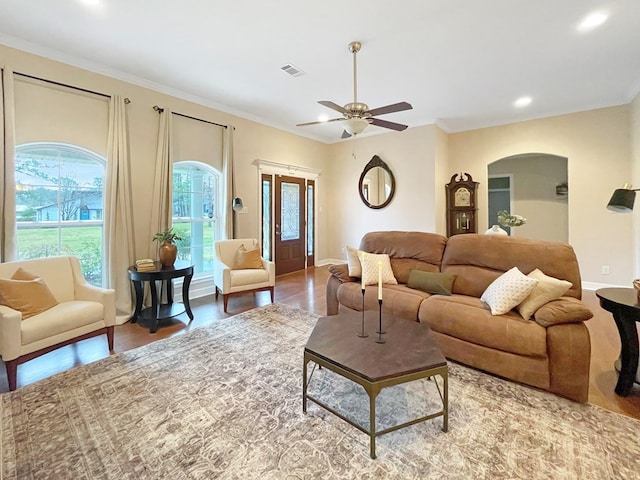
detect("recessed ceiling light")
[578,11,608,32]
[318,114,329,122]
[80,0,100,5]
[514,96,532,108]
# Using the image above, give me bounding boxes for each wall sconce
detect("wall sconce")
[607,184,640,212]
[232,197,244,212]
[555,182,568,196]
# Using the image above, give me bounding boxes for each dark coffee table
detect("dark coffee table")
[303,310,448,459]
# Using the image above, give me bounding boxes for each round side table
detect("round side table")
[128,260,194,333]
[595,287,640,396]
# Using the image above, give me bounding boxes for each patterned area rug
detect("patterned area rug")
[1,304,639,479]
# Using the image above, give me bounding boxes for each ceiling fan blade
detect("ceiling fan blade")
[370,118,409,131]
[341,130,352,139]
[318,100,349,114]
[296,117,345,127]
[367,101,413,117]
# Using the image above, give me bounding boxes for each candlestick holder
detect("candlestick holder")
[375,298,386,344]
[357,287,368,338]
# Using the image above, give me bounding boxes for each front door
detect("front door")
[275,175,306,275]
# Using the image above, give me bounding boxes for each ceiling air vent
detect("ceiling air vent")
[280,63,305,77]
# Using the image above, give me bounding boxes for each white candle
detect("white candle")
[361,253,365,290]
[378,261,382,300]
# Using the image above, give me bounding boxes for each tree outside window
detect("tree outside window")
[15,143,105,286]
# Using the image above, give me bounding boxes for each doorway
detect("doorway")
[488,175,513,235]
[261,174,315,276]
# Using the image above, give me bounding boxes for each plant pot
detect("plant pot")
[159,242,177,267]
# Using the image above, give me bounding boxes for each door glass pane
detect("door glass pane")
[262,178,271,260]
[281,182,300,241]
[307,184,314,255]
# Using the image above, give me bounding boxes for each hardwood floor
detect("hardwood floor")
[2,266,639,420]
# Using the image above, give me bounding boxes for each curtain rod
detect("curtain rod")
[14,72,130,103]
[153,105,227,129]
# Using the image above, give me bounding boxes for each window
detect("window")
[15,143,105,286]
[172,162,220,277]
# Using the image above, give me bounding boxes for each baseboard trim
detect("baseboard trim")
[316,258,345,266]
[582,281,629,291]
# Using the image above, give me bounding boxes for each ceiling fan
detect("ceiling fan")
[296,41,413,138]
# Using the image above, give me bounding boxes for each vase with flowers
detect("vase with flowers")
[497,210,527,228]
[153,228,183,267]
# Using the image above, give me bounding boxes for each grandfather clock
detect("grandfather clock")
[446,173,479,236]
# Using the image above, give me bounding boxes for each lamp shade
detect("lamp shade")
[607,188,636,212]
[343,118,369,136]
[232,197,244,212]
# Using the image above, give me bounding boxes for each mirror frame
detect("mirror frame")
[358,155,396,209]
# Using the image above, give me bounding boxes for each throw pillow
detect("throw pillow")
[0,277,58,319]
[407,270,455,296]
[480,267,539,315]
[517,269,572,321]
[360,252,397,286]
[233,244,265,270]
[11,267,39,281]
[346,245,362,277]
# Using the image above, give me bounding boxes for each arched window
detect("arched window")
[172,161,220,278]
[15,143,105,286]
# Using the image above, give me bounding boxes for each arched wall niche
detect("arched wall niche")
[487,152,568,242]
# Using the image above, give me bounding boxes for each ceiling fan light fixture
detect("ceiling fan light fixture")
[343,118,369,135]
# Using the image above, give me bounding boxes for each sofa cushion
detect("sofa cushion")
[480,267,538,315]
[407,270,455,296]
[517,269,572,321]
[328,264,356,283]
[0,276,59,319]
[419,295,548,357]
[360,252,397,286]
[230,268,269,287]
[337,283,428,321]
[21,300,104,345]
[359,231,447,284]
[441,234,583,299]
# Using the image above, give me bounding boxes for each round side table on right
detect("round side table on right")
[595,287,640,396]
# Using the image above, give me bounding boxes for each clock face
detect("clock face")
[454,187,471,207]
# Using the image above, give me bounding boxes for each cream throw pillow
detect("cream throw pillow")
[481,267,538,315]
[517,269,572,321]
[360,252,397,286]
[0,268,58,319]
[233,245,265,270]
[346,245,362,277]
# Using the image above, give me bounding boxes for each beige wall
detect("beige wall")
[3,43,639,288]
[631,91,640,277]
[449,106,632,286]
[325,125,440,261]
[1,44,331,263]
[488,154,568,243]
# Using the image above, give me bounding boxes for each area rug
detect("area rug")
[1,304,639,479]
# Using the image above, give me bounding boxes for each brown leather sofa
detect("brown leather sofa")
[326,231,593,402]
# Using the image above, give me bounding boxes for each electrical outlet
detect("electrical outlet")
[601,266,610,275]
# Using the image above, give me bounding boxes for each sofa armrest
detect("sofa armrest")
[547,322,591,402]
[328,264,358,283]
[0,305,23,361]
[534,297,593,327]
[75,283,116,327]
[262,259,276,285]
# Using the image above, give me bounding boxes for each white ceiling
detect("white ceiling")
[1,0,639,144]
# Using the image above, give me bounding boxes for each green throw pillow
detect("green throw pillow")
[407,270,455,296]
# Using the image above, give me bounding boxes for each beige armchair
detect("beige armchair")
[213,238,275,312]
[0,256,115,390]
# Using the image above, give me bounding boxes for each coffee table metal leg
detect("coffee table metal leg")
[303,356,308,413]
[443,371,449,432]
[368,388,380,459]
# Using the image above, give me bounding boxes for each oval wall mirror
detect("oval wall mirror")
[358,155,396,209]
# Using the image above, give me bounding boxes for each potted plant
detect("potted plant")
[153,228,183,267]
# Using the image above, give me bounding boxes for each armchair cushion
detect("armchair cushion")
[0,276,58,319]
[233,244,265,269]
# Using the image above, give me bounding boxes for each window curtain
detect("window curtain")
[0,68,17,262]
[221,125,235,239]
[149,109,173,253]
[104,95,135,324]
